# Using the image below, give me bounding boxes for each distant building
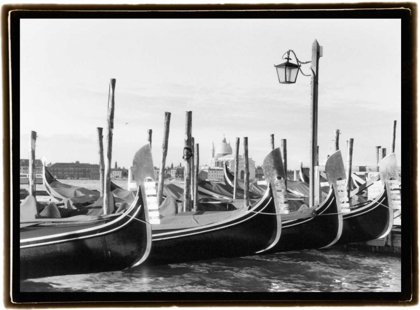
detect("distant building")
[111,168,123,179]
[49,161,100,179]
[208,136,256,181]
[255,166,264,180]
[199,167,224,182]
[170,167,184,179]
[20,159,43,176]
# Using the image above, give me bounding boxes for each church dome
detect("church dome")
[215,137,232,156]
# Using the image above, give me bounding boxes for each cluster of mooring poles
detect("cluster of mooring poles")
[26,70,398,216]
[88,79,256,214]
[178,112,253,210]
[273,40,400,210]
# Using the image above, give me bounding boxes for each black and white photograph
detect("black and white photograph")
[7,4,415,306]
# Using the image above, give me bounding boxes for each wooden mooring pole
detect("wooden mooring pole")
[281,138,287,189]
[191,137,195,201]
[147,129,153,149]
[317,145,320,166]
[391,120,397,153]
[29,131,37,198]
[335,129,340,151]
[157,112,171,206]
[97,127,105,196]
[314,166,320,206]
[244,137,250,208]
[346,138,354,206]
[193,143,199,211]
[233,137,240,200]
[183,111,192,212]
[382,148,387,159]
[270,134,275,150]
[376,146,381,166]
[103,78,116,215]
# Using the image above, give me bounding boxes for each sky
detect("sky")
[19,18,401,170]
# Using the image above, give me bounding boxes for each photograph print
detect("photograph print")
[8,4,415,305]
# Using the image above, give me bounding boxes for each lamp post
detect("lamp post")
[275,40,322,208]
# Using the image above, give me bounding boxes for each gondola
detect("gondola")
[43,164,236,211]
[145,178,282,265]
[257,149,344,254]
[299,162,330,193]
[223,162,310,203]
[19,144,153,279]
[332,153,396,245]
[299,162,310,184]
[40,148,283,266]
[125,147,282,265]
[197,178,262,200]
[222,164,269,197]
[293,152,395,245]
[42,165,122,203]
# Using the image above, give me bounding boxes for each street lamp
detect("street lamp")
[274,50,301,84]
[275,40,322,208]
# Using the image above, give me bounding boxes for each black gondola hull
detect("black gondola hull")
[264,190,342,253]
[20,194,151,279]
[335,189,393,245]
[147,185,281,265]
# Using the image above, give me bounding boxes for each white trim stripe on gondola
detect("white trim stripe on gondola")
[343,189,386,220]
[319,196,344,249]
[281,188,334,228]
[197,186,231,200]
[153,198,272,241]
[153,189,271,241]
[20,195,141,245]
[42,165,65,201]
[20,203,142,249]
[223,166,234,187]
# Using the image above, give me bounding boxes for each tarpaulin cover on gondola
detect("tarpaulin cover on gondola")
[198,180,261,199]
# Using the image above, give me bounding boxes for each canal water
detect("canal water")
[19,180,401,293]
[21,248,400,293]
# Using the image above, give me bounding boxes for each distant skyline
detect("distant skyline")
[19,18,401,169]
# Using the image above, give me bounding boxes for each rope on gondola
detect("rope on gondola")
[350,199,393,211]
[349,201,371,209]
[318,201,393,215]
[127,214,152,225]
[246,210,293,216]
[318,212,349,216]
[376,201,394,210]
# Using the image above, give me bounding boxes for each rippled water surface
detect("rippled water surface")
[21,180,401,293]
[21,249,401,293]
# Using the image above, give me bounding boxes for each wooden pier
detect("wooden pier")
[331,227,401,255]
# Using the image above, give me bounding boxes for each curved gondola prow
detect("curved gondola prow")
[128,143,157,267]
[255,181,282,254]
[223,163,235,188]
[42,159,121,201]
[378,153,398,236]
[299,161,310,184]
[254,148,284,253]
[262,147,285,208]
[222,164,265,199]
[319,150,346,248]
[42,162,65,201]
[262,147,289,210]
[324,150,346,211]
[127,185,152,269]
